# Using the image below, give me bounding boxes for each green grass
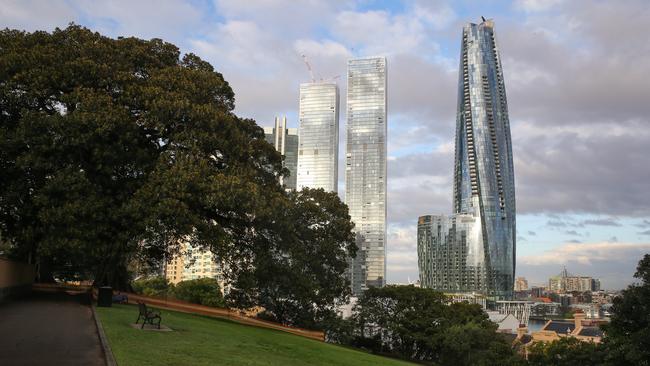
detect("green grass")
[96,304,413,366]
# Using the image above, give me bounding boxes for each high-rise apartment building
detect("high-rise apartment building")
[346,57,387,295]
[165,242,225,292]
[296,83,339,192]
[547,267,599,293]
[417,19,516,300]
[264,116,298,190]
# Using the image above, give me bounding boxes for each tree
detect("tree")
[601,253,650,366]
[0,26,357,329]
[0,25,285,287]
[347,285,523,365]
[527,337,605,366]
[172,278,225,307]
[227,188,356,329]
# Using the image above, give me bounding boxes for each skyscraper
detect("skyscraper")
[264,116,298,190]
[346,56,387,295]
[297,82,339,192]
[417,19,515,299]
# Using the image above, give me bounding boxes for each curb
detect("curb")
[91,304,117,366]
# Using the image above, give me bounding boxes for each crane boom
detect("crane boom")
[301,54,315,82]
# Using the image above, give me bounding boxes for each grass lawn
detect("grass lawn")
[95,304,413,366]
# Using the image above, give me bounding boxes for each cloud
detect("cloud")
[582,218,622,227]
[639,230,650,236]
[518,241,650,288]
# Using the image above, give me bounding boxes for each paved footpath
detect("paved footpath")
[0,291,105,366]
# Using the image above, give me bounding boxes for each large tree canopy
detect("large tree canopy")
[0,24,355,315]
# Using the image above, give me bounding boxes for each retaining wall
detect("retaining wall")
[0,258,35,302]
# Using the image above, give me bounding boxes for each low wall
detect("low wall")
[110,292,325,341]
[0,257,35,302]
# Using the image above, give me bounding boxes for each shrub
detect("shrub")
[172,278,225,308]
[131,276,171,297]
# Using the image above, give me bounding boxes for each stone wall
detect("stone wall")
[0,257,35,302]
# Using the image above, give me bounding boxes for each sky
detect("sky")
[3,0,649,290]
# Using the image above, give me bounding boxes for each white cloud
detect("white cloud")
[520,242,650,266]
[514,0,565,13]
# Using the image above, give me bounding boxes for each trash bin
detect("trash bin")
[98,286,113,307]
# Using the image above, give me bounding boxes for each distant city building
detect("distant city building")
[591,278,601,291]
[165,242,225,292]
[548,267,599,293]
[531,286,545,298]
[515,277,528,291]
[264,116,298,190]
[417,19,515,300]
[297,82,339,192]
[346,56,387,295]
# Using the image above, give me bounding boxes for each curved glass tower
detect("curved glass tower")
[417,19,515,300]
[454,19,515,298]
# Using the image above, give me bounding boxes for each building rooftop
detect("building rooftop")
[543,320,576,335]
[578,327,604,338]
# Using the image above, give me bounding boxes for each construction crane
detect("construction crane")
[301,54,315,83]
[301,54,340,84]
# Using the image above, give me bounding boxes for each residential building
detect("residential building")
[548,267,599,293]
[297,82,339,192]
[346,56,387,295]
[165,242,225,292]
[515,277,528,291]
[264,116,298,190]
[417,18,516,300]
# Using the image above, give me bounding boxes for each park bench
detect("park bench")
[135,302,162,329]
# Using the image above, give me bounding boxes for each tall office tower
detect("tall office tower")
[417,19,515,300]
[264,117,298,190]
[346,57,387,295]
[296,83,339,192]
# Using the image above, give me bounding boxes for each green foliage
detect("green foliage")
[131,276,171,298]
[0,25,356,329]
[338,285,523,365]
[228,188,356,329]
[0,25,284,287]
[527,337,605,366]
[601,253,650,366]
[172,278,224,308]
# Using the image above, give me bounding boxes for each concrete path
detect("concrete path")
[0,291,105,366]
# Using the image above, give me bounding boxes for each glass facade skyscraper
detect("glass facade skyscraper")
[346,57,387,295]
[264,116,298,190]
[417,19,515,299]
[297,82,339,192]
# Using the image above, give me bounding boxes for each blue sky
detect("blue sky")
[3,0,649,289]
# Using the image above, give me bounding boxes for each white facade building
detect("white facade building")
[346,56,387,295]
[297,82,339,192]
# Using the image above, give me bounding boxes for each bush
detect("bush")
[131,276,171,297]
[172,278,225,308]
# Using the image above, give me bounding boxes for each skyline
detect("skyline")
[3,0,649,289]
